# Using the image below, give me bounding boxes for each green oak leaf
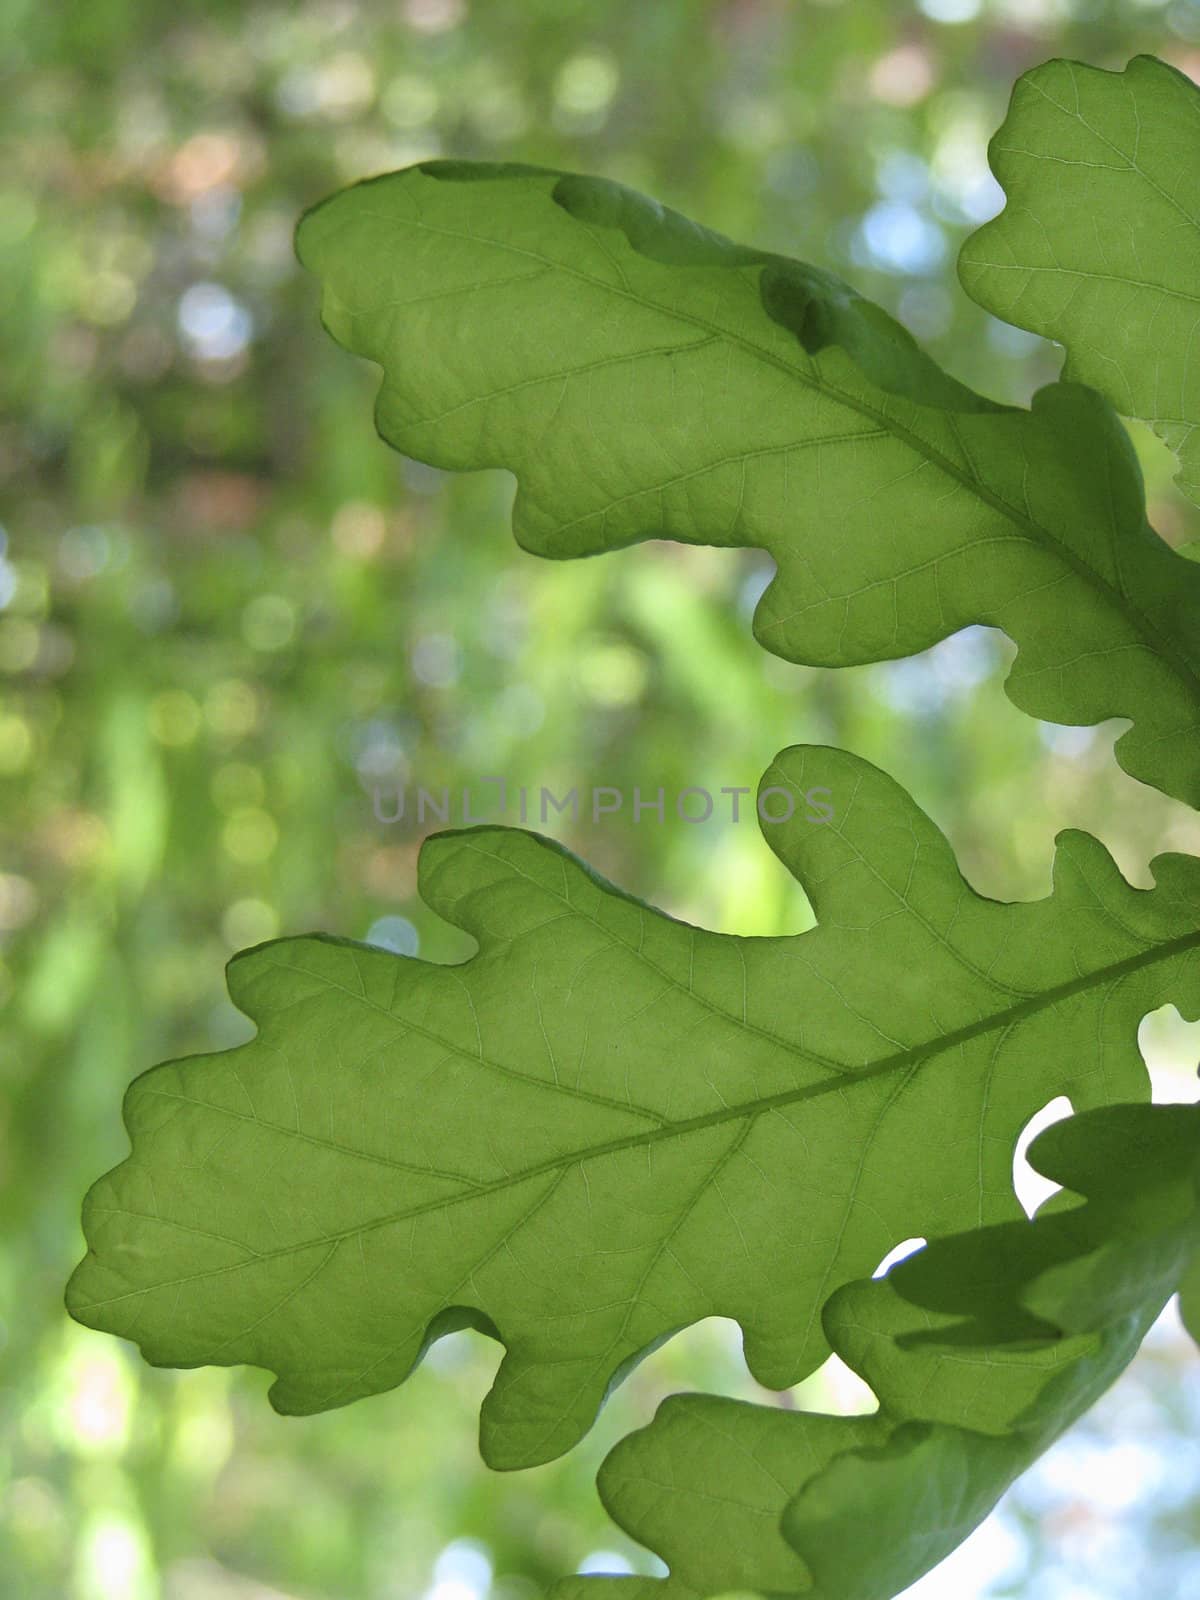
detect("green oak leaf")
[556,1101,1200,1600]
[960,55,1200,507]
[296,159,1200,807]
[67,746,1200,1471]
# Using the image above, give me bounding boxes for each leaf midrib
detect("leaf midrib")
[345,194,1200,709]
[75,925,1200,1307]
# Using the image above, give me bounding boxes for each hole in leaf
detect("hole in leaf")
[1013,1095,1073,1218]
[1139,1003,1200,1105]
[872,1236,926,1278]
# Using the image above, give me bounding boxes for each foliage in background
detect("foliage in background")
[66,44,1200,1595]
[6,3,1200,1599]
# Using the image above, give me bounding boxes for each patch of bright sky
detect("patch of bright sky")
[896,1509,1024,1597]
[365,914,420,956]
[874,1236,927,1277]
[177,282,253,360]
[1012,1095,1072,1217]
[422,1539,494,1600]
[1140,1004,1200,1104]
[876,149,931,203]
[874,624,999,716]
[855,201,946,275]
[918,0,983,20]
[577,1549,636,1575]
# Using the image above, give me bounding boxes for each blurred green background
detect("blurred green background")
[5,0,1200,1596]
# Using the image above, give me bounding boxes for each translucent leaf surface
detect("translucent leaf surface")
[297,159,1200,805]
[67,747,1200,1469]
[960,55,1200,506]
[558,1102,1200,1600]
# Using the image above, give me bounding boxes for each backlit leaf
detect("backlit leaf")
[296,159,1200,805]
[67,747,1200,1469]
[960,55,1200,507]
[557,1102,1200,1600]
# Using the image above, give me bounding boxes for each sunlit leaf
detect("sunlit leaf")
[558,1102,1200,1600]
[296,158,1200,806]
[68,746,1200,1470]
[960,55,1200,507]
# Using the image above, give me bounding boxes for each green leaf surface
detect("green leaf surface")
[67,746,1200,1470]
[296,158,1200,806]
[557,1102,1200,1600]
[960,55,1200,507]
